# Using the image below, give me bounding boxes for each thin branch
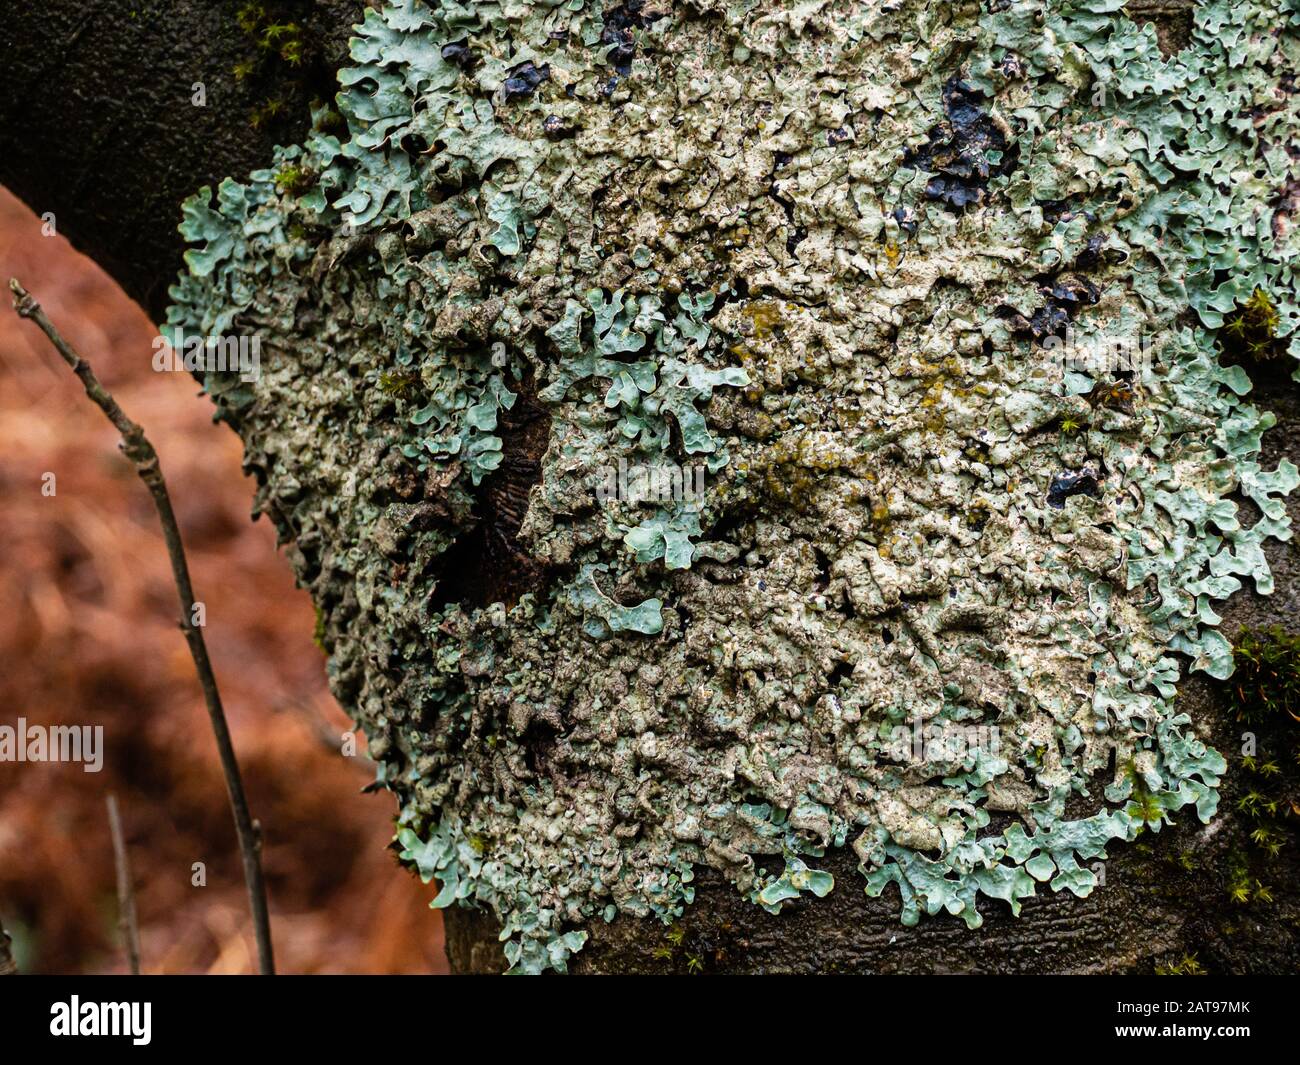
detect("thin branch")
[0,921,16,975]
[106,794,142,975]
[10,279,275,975]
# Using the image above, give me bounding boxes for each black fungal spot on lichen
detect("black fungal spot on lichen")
[441,39,475,70]
[1074,231,1107,271]
[598,1,666,76]
[996,273,1102,345]
[892,204,918,236]
[503,61,550,101]
[543,114,571,139]
[999,52,1026,80]
[903,77,1019,211]
[1047,468,1102,509]
[1038,197,1093,226]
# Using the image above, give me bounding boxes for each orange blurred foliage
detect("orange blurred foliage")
[0,187,447,974]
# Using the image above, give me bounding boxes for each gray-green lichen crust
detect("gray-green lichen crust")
[167,0,1300,971]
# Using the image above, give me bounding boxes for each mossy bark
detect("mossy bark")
[4,0,1298,975]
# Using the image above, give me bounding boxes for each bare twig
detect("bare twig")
[10,279,275,975]
[106,794,142,974]
[0,921,16,975]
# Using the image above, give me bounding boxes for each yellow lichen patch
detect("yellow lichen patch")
[743,300,785,340]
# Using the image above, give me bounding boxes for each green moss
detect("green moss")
[271,163,314,196]
[248,97,287,130]
[228,0,328,132]
[1219,289,1283,364]
[311,603,326,652]
[377,369,418,395]
[1155,953,1207,976]
[1227,853,1274,906]
[1225,627,1298,880]
[235,2,306,66]
[1228,626,1300,724]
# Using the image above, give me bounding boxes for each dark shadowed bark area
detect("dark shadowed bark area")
[0,921,16,975]
[3,0,1297,974]
[0,0,362,321]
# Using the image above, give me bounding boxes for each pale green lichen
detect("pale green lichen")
[167,0,1300,971]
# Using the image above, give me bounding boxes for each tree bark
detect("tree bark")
[0,921,16,976]
[0,0,363,321]
[3,0,1297,975]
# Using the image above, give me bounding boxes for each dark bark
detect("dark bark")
[0,920,15,975]
[3,0,1297,975]
[0,0,363,322]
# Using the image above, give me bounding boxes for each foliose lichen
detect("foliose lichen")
[167,0,1300,971]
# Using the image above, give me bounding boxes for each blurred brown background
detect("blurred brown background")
[0,187,448,973]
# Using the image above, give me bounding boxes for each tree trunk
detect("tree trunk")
[4,0,1297,975]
